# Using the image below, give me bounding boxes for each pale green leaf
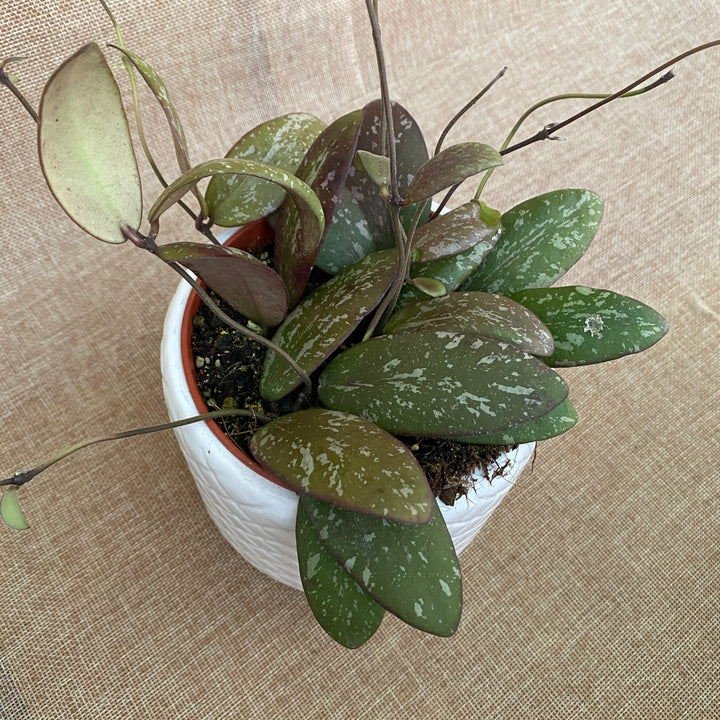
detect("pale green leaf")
[38,43,142,243]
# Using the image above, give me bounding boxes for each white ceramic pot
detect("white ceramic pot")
[159,222,535,590]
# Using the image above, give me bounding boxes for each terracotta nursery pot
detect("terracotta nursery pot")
[160,220,536,590]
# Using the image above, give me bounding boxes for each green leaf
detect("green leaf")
[296,500,384,648]
[301,495,462,637]
[411,201,500,262]
[316,100,429,274]
[155,242,288,328]
[112,47,190,174]
[462,189,603,295]
[205,113,326,226]
[396,225,500,309]
[406,277,447,297]
[1,488,29,530]
[508,286,669,366]
[38,43,142,244]
[318,332,568,437]
[356,150,391,187]
[275,109,363,305]
[457,397,578,444]
[383,292,554,356]
[260,249,397,401]
[147,158,324,255]
[249,408,433,523]
[404,142,502,205]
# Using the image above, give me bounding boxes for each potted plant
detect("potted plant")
[1,1,716,648]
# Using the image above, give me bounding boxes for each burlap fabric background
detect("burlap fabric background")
[1,1,718,718]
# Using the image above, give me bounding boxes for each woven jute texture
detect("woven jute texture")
[1,1,718,718]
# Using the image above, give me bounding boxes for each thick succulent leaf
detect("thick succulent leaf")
[301,495,462,637]
[275,110,363,305]
[404,142,502,205]
[156,242,288,328]
[147,158,324,252]
[411,201,500,262]
[318,332,568,437]
[462,189,603,295]
[206,113,326,226]
[296,500,385,648]
[260,249,397,400]
[249,409,434,523]
[38,43,142,244]
[396,226,500,309]
[316,99,429,274]
[457,397,577,444]
[0,488,29,530]
[509,286,669,366]
[383,292,554,356]
[407,277,447,297]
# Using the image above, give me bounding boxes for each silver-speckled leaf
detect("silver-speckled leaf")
[249,409,433,523]
[509,286,669,366]
[383,292,554,356]
[301,495,462,637]
[318,332,568,437]
[0,488,29,530]
[316,100,429,274]
[457,397,577,444]
[462,189,603,295]
[396,227,500,309]
[404,142,502,205]
[356,150,391,188]
[38,43,142,244]
[147,159,324,257]
[206,113,326,226]
[260,249,397,401]
[155,242,288,328]
[296,499,384,648]
[275,110,362,305]
[411,201,499,262]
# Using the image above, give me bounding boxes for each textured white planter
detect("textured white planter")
[160,223,535,590]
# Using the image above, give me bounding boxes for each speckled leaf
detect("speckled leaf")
[508,286,669,366]
[205,113,325,226]
[155,242,287,328]
[147,159,324,257]
[412,201,500,261]
[316,100,429,274]
[301,495,461,636]
[249,409,433,523]
[296,500,384,648]
[462,189,603,295]
[318,332,568,437]
[260,249,397,401]
[396,226,500,308]
[383,292,554,356]
[113,47,195,184]
[275,110,362,305]
[457,397,577,444]
[404,142,502,205]
[38,43,142,244]
[0,488,29,530]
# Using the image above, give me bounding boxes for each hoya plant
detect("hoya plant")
[1,2,716,648]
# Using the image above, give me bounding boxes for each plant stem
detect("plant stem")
[0,58,38,123]
[434,66,507,156]
[499,39,720,160]
[0,408,272,490]
[365,0,401,204]
[166,260,314,398]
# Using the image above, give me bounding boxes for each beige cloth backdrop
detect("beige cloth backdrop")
[1,1,718,718]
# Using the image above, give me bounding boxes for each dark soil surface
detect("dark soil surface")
[191,291,513,506]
